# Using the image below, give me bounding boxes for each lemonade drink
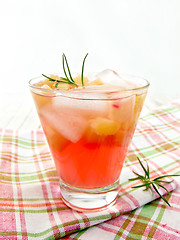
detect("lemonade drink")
[29,71,149,211]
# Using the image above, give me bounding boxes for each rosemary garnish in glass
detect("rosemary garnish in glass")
[42,53,88,88]
[129,157,180,206]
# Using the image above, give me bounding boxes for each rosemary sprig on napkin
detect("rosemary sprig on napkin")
[129,157,180,206]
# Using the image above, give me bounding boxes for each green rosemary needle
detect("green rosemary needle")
[62,53,76,85]
[81,53,88,86]
[41,74,73,85]
[129,157,180,206]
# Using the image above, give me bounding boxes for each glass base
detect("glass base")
[60,180,119,212]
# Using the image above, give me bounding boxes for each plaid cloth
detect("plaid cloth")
[0,101,180,240]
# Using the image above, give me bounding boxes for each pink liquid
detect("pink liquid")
[31,91,146,189]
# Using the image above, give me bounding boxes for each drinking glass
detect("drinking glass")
[29,74,149,211]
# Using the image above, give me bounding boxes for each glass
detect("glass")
[29,74,149,211]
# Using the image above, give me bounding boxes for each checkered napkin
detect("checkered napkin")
[0,101,180,240]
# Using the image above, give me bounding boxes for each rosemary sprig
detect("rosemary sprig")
[42,53,88,88]
[129,157,180,206]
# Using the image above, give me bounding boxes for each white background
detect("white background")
[0,0,180,97]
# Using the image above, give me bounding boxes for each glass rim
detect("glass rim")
[28,74,150,100]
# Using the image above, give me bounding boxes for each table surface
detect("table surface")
[1,92,179,130]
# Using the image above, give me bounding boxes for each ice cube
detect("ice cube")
[52,96,108,119]
[40,105,88,143]
[109,94,136,123]
[96,69,133,89]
